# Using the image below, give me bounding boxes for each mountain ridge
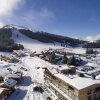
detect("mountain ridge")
[1,24,86,46]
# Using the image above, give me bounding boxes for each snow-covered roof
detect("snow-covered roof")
[4,79,17,87]
[5,73,21,79]
[48,67,100,90]
[69,65,76,68]
[96,74,100,80]
[0,88,5,94]
[57,65,76,71]
[57,65,70,70]
[55,73,100,90]
[48,67,58,74]
[0,61,11,67]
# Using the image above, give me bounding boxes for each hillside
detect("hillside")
[2,24,86,46]
[0,24,88,52]
[0,28,24,52]
[19,29,85,46]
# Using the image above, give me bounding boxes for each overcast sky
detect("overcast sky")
[0,0,100,41]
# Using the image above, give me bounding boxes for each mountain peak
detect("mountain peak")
[2,24,38,33]
[3,24,29,30]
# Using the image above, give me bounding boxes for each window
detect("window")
[93,87,100,93]
[52,75,56,80]
[95,87,100,92]
[87,89,92,95]
[68,91,71,97]
[93,88,96,93]
[69,86,74,90]
[93,94,96,100]
[88,96,91,100]
[71,94,75,100]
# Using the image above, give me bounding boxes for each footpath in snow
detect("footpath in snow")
[7,56,51,100]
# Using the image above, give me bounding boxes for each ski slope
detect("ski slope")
[11,29,86,54]
[11,29,63,53]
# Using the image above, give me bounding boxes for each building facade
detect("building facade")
[44,68,100,100]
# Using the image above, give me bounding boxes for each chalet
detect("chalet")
[0,54,19,63]
[1,55,10,62]
[0,79,17,89]
[13,50,29,57]
[9,57,19,63]
[4,72,22,83]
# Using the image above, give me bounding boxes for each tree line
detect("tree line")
[0,29,24,52]
[83,42,100,48]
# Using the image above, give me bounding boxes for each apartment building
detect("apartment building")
[44,66,100,100]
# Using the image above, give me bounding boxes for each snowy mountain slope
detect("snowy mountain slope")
[11,29,86,54]
[19,29,85,44]
[0,24,87,53]
[11,29,64,52]
[2,24,86,45]
[12,29,43,44]
[3,24,38,32]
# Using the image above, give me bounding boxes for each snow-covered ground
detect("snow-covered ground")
[6,56,51,100]
[0,29,99,100]
[64,47,86,54]
[23,57,51,100]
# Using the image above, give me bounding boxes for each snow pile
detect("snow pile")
[96,74,100,80]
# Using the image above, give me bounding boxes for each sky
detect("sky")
[0,0,100,41]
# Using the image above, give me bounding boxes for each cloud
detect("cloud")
[23,8,55,28]
[86,34,100,42]
[0,0,55,29]
[0,0,24,26]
